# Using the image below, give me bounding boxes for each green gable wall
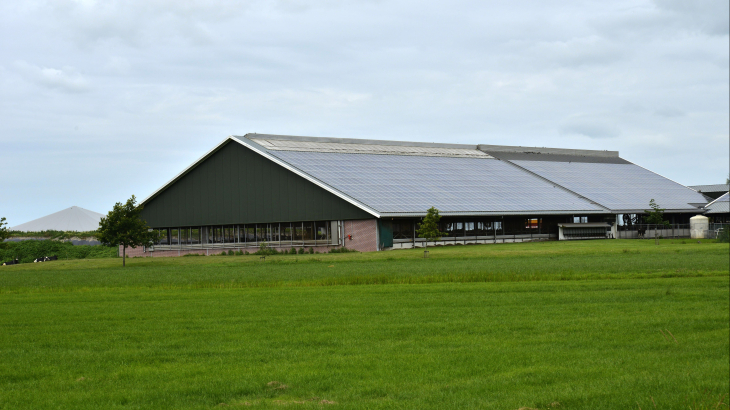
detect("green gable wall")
[140,141,374,227]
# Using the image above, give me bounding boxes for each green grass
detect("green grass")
[0,240,728,409]
[0,239,726,293]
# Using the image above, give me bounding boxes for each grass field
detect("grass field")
[1,240,728,409]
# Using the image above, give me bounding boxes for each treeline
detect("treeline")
[0,240,117,264]
[7,230,98,240]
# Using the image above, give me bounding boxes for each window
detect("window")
[525,218,539,229]
[156,229,169,245]
[573,216,588,223]
[393,220,414,239]
[281,223,293,242]
[303,222,314,243]
[191,228,201,245]
[224,226,236,243]
[270,224,280,243]
[294,223,304,242]
[180,228,189,245]
[465,221,476,236]
[171,228,179,245]
[315,221,328,241]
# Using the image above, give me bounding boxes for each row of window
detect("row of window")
[392,218,550,239]
[153,221,334,246]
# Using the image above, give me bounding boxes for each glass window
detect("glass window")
[256,224,269,242]
[294,223,304,242]
[170,228,179,245]
[180,228,189,245]
[243,226,254,243]
[156,229,169,245]
[393,220,414,239]
[573,216,588,223]
[191,228,201,245]
[315,221,328,241]
[281,223,293,242]
[211,226,223,244]
[465,222,476,236]
[303,222,314,242]
[525,218,539,229]
[224,225,236,243]
[270,224,280,243]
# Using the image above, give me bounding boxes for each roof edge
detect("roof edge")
[241,133,479,150]
[478,144,619,158]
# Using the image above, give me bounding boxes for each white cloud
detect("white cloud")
[14,61,90,92]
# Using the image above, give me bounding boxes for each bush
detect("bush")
[308,247,314,254]
[297,248,305,254]
[227,250,234,256]
[0,240,118,264]
[220,251,226,256]
[182,253,204,257]
[245,251,249,255]
[235,250,243,256]
[290,247,296,255]
[328,247,356,254]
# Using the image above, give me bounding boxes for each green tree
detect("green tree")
[97,195,156,267]
[0,217,9,248]
[416,207,446,249]
[645,199,670,227]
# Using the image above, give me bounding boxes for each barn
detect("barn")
[130,134,709,256]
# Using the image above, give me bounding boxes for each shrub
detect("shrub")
[308,247,314,254]
[328,247,356,254]
[183,253,203,257]
[290,247,296,255]
[235,250,243,255]
[220,251,226,256]
[297,248,305,254]
[227,250,234,256]
[0,240,117,264]
[245,251,249,255]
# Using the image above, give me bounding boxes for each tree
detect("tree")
[416,207,446,249]
[0,217,9,247]
[97,195,156,267]
[645,199,670,227]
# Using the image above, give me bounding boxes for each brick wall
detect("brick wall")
[342,219,378,252]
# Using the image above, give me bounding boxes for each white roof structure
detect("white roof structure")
[11,206,105,232]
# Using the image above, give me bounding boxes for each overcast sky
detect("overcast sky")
[1,0,728,225]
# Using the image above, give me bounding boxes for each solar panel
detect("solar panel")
[269,151,604,214]
[510,160,707,212]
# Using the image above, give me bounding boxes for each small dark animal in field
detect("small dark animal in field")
[2,259,19,266]
[33,255,58,263]
[637,227,647,239]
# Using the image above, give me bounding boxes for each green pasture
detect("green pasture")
[1,240,728,409]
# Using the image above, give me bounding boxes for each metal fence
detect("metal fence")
[617,223,730,239]
[617,224,690,239]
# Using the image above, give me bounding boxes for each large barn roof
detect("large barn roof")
[704,192,729,214]
[11,206,104,232]
[141,133,708,217]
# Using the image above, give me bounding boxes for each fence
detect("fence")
[617,223,730,239]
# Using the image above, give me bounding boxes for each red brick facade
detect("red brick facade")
[121,218,379,258]
[343,219,378,252]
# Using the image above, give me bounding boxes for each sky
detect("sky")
[1,0,728,226]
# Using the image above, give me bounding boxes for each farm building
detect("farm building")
[703,192,730,223]
[11,206,105,233]
[688,184,729,201]
[131,134,710,256]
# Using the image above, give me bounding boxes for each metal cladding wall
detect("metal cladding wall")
[140,141,374,227]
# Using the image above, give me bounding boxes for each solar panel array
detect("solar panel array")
[268,150,604,214]
[510,160,708,211]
